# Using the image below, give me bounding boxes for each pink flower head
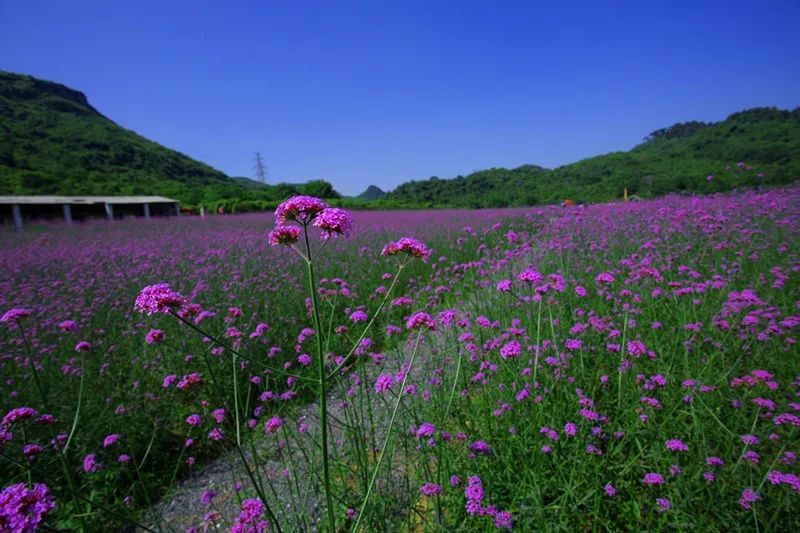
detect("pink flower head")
[3,407,37,426]
[267,226,301,246]
[83,453,100,473]
[313,207,353,240]
[1,308,31,325]
[381,237,430,259]
[374,374,393,394]
[74,341,91,352]
[517,268,542,285]
[665,439,688,453]
[496,279,512,292]
[406,311,435,331]
[134,283,186,315]
[419,482,441,496]
[499,340,521,359]
[0,483,56,531]
[642,472,664,485]
[102,434,120,447]
[145,329,165,345]
[738,488,761,509]
[595,272,615,284]
[264,416,282,434]
[274,195,328,224]
[231,498,267,533]
[58,320,77,332]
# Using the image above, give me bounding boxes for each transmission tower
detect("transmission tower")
[254,152,267,183]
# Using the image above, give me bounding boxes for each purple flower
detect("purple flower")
[82,454,100,473]
[738,488,761,509]
[381,237,430,259]
[496,279,512,292]
[3,407,37,426]
[0,308,31,325]
[144,329,165,345]
[494,510,513,529]
[374,374,393,394]
[267,225,301,246]
[231,497,268,533]
[406,311,435,331]
[264,416,282,435]
[74,341,91,352]
[199,489,216,506]
[134,283,186,315]
[665,439,688,453]
[499,340,521,359]
[415,422,435,439]
[419,482,441,496]
[642,472,664,485]
[0,482,56,531]
[604,483,616,497]
[313,207,353,240]
[274,195,327,224]
[468,440,493,456]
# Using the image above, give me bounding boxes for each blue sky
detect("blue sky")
[1,1,799,195]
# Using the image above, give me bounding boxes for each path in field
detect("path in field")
[143,337,440,532]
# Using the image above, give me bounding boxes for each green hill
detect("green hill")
[3,70,797,210]
[0,71,340,208]
[386,107,800,207]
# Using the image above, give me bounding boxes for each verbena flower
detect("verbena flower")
[313,207,353,240]
[0,482,56,531]
[274,195,328,225]
[0,308,31,325]
[406,311,435,331]
[134,283,186,315]
[267,226,301,246]
[381,237,429,259]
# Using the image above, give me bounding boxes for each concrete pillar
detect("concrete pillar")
[62,204,73,224]
[174,203,180,217]
[11,204,23,233]
[105,203,114,221]
[143,203,151,219]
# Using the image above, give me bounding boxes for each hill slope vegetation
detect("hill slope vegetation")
[0,71,339,208]
[386,107,800,207]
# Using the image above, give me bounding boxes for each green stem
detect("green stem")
[616,309,629,407]
[353,331,423,531]
[303,226,336,532]
[232,351,241,446]
[17,322,49,409]
[327,264,405,379]
[64,353,85,454]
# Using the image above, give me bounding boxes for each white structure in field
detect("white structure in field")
[0,195,179,231]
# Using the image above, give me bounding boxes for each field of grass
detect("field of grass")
[1,187,799,531]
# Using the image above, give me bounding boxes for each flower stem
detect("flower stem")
[353,330,423,531]
[303,226,336,532]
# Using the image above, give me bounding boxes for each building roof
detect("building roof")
[0,196,177,205]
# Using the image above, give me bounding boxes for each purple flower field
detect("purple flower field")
[1,186,799,531]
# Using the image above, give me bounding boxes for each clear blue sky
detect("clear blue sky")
[1,1,799,195]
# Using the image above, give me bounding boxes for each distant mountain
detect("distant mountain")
[386,108,800,207]
[356,185,386,200]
